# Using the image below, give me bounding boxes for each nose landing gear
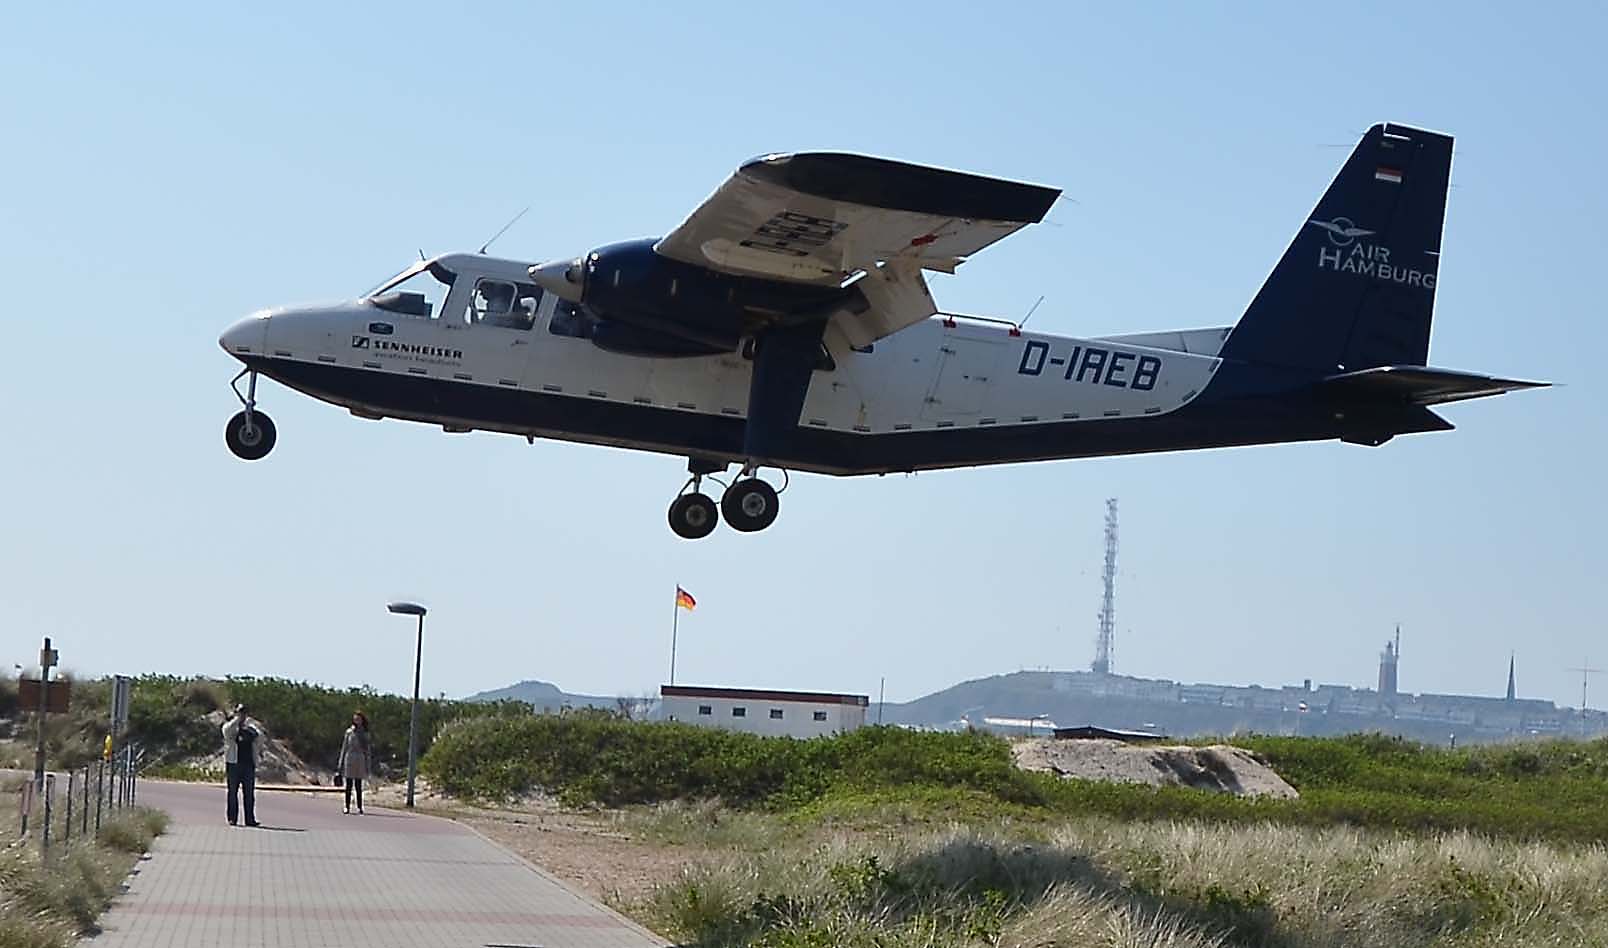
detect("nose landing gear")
[666,460,786,539]
[225,369,277,461]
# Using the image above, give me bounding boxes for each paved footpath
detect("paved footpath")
[90,781,667,948]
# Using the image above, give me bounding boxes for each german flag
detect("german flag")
[675,586,697,611]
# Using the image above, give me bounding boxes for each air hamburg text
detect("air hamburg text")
[1320,242,1436,289]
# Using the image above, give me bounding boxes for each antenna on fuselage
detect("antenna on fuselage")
[1017,294,1046,332]
[478,205,532,255]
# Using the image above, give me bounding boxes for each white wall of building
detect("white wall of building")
[662,692,866,738]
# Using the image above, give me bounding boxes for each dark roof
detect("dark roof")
[1051,725,1166,743]
[662,684,869,707]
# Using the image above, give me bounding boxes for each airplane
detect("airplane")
[218,122,1544,539]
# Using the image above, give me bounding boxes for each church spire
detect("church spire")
[1506,652,1516,702]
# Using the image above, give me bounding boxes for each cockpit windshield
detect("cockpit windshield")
[365,261,457,319]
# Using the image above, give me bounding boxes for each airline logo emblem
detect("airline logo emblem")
[1306,217,1375,247]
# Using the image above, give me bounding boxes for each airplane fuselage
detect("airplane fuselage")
[224,254,1358,477]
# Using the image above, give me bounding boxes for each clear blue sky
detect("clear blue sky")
[2,4,1602,710]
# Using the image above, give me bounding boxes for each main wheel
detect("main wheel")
[721,478,779,533]
[668,492,719,540]
[225,410,277,461]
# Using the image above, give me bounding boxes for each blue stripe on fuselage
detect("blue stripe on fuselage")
[245,357,1433,475]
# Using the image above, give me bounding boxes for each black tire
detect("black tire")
[225,410,277,461]
[668,493,719,540]
[721,478,779,533]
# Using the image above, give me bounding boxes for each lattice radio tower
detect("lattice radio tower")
[1092,498,1118,675]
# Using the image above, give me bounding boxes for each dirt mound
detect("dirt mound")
[1013,738,1298,799]
[196,710,331,785]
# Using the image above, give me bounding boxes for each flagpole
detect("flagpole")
[669,586,679,686]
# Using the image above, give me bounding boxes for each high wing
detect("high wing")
[652,153,1060,346]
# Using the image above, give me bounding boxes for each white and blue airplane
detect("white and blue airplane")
[219,122,1543,538]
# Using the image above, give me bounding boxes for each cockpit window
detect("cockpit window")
[464,279,541,330]
[367,263,455,319]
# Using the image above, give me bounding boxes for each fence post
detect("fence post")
[95,761,104,834]
[82,766,89,837]
[64,771,73,845]
[130,746,138,805]
[41,774,53,861]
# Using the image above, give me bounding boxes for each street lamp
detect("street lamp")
[387,601,427,808]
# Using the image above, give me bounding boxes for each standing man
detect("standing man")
[221,704,261,826]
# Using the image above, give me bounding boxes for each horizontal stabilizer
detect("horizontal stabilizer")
[1323,365,1548,405]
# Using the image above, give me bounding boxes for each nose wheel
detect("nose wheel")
[225,369,277,461]
[226,410,277,460]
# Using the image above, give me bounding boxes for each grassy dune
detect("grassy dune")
[633,818,1608,948]
[426,716,1608,945]
[423,713,1608,843]
[0,777,167,948]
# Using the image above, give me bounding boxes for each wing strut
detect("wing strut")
[742,321,827,466]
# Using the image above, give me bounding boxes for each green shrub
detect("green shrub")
[426,717,1608,844]
[224,676,524,773]
[423,716,1038,808]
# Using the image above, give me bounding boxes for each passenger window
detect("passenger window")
[549,299,596,339]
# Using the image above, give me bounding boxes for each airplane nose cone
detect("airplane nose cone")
[219,312,270,356]
[529,257,585,303]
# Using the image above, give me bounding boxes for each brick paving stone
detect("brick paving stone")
[89,781,667,948]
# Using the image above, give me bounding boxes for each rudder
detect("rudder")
[1219,123,1452,373]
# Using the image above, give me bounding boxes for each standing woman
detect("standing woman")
[338,711,374,814]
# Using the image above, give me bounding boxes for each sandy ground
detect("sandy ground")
[1013,738,1300,798]
[361,782,690,904]
[193,711,330,785]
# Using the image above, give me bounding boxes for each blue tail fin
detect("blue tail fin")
[1219,123,1452,373]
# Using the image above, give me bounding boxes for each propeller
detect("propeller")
[528,256,586,303]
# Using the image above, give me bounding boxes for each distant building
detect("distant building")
[660,685,867,738]
[977,715,1059,736]
[1378,627,1401,700]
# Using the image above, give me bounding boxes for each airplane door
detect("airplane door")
[444,277,542,386]
[921,335,1004,420]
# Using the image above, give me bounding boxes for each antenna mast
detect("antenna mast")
[1567,659,1604,737]
[1092,498,1118,675]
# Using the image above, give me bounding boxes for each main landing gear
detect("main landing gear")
[225,369,277,461]
[667,460,785,539]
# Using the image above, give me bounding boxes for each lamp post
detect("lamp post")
[386,601,427,808]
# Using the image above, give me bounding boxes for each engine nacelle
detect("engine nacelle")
[536,238,856,352]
